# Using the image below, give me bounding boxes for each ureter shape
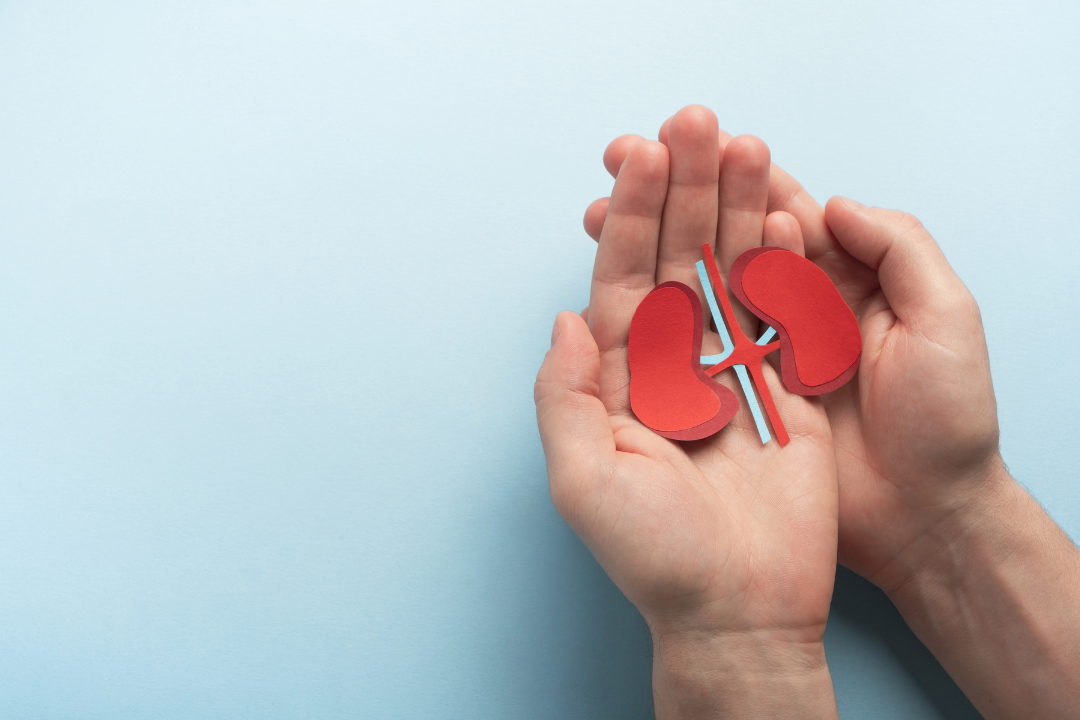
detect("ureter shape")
[699,246,790,447]
[696,260,774,445]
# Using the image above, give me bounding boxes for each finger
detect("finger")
[601,124,832,259]
[597,126,861,297]
[766,164,834,260]
[716,134,771,337]
[606,119,733,180]
[592,120,734,247]
[589,140,669,360]
[768,166,878,306]
[716,135,770,268]
[604,134,647,178]
[823,197,973,326]
[580,307,589,323]
[535,312,616,523]
[661,123,873,298]
[762,211,805,256]
[599,117,821,257]
[655,106,721,297]
[584,197,609,241]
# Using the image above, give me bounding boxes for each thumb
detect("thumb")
[824,197,973,326]
[534,311,616,520]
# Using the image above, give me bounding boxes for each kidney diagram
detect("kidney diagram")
[628,244,861,446]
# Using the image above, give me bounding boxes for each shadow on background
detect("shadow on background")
[830,566,983,719]
[486,453,982,719]
[480,461,654,720]
[540,532,654,720]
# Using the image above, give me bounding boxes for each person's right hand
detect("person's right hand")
[810,198,1003,589]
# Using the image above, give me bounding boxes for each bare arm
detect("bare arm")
[885,464,1080,719]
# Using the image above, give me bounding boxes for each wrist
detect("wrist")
[878,465,1080,719]
[650,626,837,720]
[879,458,1015,625]
[870,455,1015,599]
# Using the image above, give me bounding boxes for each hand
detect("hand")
[594,113,1080,720]
[589,119,1000,595]
[818,202,1080,720]
[535,106,840,718]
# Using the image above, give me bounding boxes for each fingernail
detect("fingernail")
[550,316,562,347]
[840,197,865,211]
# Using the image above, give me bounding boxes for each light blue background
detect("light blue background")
[1,1,1076,717]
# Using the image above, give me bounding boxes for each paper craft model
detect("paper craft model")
[628,244,861,446]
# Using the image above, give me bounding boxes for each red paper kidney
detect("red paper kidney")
[729,247,861,395]
[628,282,738,440]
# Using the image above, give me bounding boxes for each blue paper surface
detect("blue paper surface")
[0,1,1077,718]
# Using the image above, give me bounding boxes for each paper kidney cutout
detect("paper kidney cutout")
[729,247,861,395]
[628,282,738,440]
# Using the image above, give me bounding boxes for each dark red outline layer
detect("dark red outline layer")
[729,247,861,396]
[629,281,739,441]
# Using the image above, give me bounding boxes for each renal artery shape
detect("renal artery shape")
[627,245,861,447]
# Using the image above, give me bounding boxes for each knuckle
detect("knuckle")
[533,362,559,406]
[889,210,926,237]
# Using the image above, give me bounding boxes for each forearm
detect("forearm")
[886,467,1080,720]
[651,628,839,720]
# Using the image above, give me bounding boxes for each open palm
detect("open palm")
[535,107,839,643]
[589,114,1002,595]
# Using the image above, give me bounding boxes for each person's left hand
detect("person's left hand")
[535,106,840,718]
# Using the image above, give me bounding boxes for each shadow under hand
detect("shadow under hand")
[479,464,653,720]
[827,566,983,719]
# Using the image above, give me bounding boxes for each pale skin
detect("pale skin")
[537,104,1080,719]
[536,106,842,719]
